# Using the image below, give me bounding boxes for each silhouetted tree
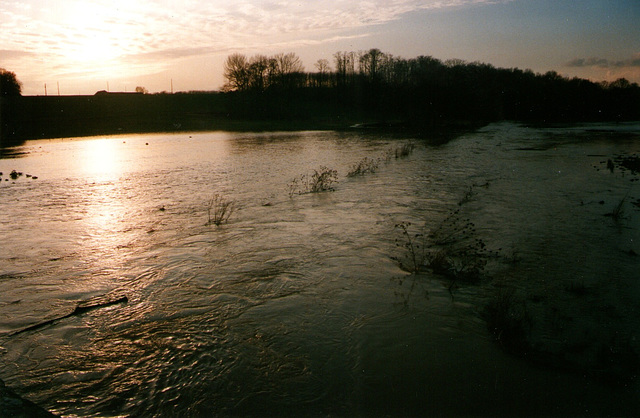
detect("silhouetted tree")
[333,51,356,88]
[135,86,149,94]
[0,68,22,96]
[444,58,467,67]
[247,55,273,91]
[358,48,385,83]
[219,49,640,125]
[223,53,250,91]
[271,52,305,89]
[608,78,632,89]
[311,59,331,88]
[315,59,330,74]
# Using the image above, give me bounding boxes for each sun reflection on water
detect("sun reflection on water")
[80,138,124,181]
[74,138,143,268]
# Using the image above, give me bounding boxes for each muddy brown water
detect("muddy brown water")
[1,122,639,416]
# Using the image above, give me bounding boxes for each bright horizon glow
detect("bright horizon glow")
[1,0,639,95]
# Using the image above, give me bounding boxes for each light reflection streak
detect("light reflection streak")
[74,138,142,269]
[79,138,123,181]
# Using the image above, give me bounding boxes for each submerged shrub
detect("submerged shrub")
[606,194,627,222]
[347,157,379,177]
[394,143,415,159]
[393,222,427,274]
[392,185,495,284]
[288,166,338,196]
[428,249,450,275]
[427,209,489,282]
[206,193,236,226]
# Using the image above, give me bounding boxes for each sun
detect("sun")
[73,31,121,64]
[62,2,130,64]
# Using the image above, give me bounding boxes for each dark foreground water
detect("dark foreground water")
[1,123,639,417]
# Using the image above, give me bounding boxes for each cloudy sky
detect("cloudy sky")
[1,0,639,95]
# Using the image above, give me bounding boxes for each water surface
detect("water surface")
[1,123,639,416]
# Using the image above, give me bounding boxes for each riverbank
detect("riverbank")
[0,92,380,146]
[0,88,561,148]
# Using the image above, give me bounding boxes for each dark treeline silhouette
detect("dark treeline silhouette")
[222,49,640,125]
[1,49,640,146]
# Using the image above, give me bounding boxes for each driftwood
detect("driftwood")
[9,295,128,336]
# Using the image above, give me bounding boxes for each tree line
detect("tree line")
[223,49,640,124]
[2,50,640,145]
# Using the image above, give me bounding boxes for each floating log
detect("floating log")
[9,295,128,336]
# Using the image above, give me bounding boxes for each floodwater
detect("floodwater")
[0,123,639,417]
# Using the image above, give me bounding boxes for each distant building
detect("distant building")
[94,90,143,96]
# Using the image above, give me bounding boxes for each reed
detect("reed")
[206,193,236,226]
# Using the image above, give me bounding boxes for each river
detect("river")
[1,122,639,416]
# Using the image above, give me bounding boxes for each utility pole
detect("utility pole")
[57,82,60,96]
[44,83,47,96]
[171,79,173,94]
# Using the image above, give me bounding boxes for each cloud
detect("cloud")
[566,54,640,69]
[125,47,217,62]
[4,0,511,57]
[2,0,513,93]
[200,0,513,36]
[2,1,512,56]
[0,49,35,60]
[121,33,372,68]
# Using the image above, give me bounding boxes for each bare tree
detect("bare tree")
[333,51,355,87]
[359,48,385,82]
[270,53,304,89]
[247,55,272,91]
[314,59,331,87]
[444,58,466,68]
[274,52,304,75]
[315,59,330,74]
[223,53,250,91]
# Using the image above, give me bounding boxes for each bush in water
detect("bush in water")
[288,166,338,196]
[206,193,236,226]
[347,157,379,177]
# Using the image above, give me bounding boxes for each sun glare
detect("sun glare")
[81,138,122,180]
[63,2,131,64]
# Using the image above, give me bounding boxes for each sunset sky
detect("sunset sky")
[1,0,639,95]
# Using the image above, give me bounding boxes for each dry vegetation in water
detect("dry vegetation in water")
[347,157,379,177]
[288,166,339,196]
[393,177,640,386]
[206,193,236,226]
[393,183,496,288]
